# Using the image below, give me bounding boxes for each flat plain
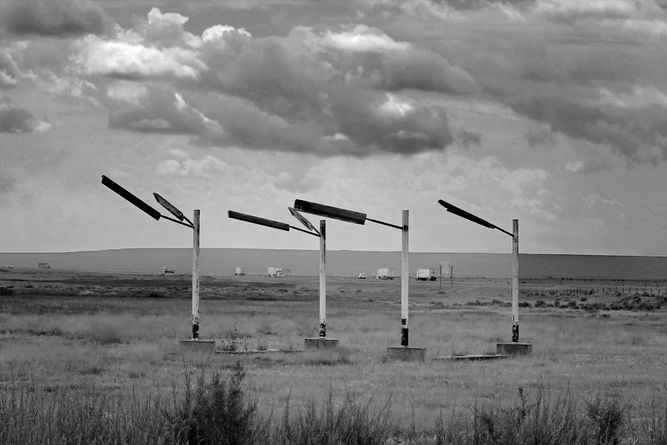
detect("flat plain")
[1,268,666,432]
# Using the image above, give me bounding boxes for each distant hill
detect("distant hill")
[1,248,666,280]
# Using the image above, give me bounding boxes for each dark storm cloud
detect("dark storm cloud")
[1,0,110,37]
[0,96,37,133]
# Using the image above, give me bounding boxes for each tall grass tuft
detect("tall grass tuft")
[427,387,593,444]
[274,390,393,445]
[0,383,166,445]
[585,395,625,445]
[165,362,265,445]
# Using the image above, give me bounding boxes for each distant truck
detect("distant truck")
[268,267,291,278]
[162,267,175,274]
[234,267,245,276]
[357,273,367,279]
[376,268,395,280]
[38,262,51,269]
[415,268,438,281]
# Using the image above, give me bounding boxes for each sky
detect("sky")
[1,0,667,255]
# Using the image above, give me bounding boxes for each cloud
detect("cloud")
[106,86,223,136]
[73,34,205,80]
[1,0,110,37]
[69,11,466,157]
[0,51,20,88]
[0,174,13,193]
[534,0,660,21]
[0,96,42,133]
[155,149,229,176]
[534,0,667,38]
[510,88,667,163]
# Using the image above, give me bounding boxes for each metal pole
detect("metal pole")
[511,218,519,343]
[192,209,200,340]
[401,210,409,346]
[439,264,442,291]
[319,220,326,337]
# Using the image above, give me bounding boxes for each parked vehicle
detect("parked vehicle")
[357,273,367,279]
[376,268,395,280]
[234,267,245,276]
[162,267,175,274]
[268,267,291,278]
[415,268,438,281]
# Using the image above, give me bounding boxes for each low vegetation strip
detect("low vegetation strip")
[0,364,665,445]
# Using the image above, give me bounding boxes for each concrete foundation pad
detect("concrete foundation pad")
[433,354,509,361]
[497,342,533,356]
[179,339,215,355]
[217,348,305,355]
[304,337,340,349]
[386,346,426,361]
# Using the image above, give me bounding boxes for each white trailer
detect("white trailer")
[268,267,291,278]
[376,267,395,280]
[234,266,245,276]
[415,268,438,281]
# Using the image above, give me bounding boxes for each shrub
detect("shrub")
[166,362,263,445]
[585,395,625,445]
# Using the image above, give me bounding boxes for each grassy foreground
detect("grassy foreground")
[1,362,666,444]
[1,270,667,443]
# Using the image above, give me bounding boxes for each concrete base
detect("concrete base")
[386,346,426,361]
[433,354,509,361]
[497,342,532,356]
[217,348,305,355]
[179,339,215,355]
[304,337,339,349]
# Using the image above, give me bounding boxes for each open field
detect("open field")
[1,268,667,442]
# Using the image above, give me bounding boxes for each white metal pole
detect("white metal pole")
[511,218,519,343]
[401,209,409,346]
[192,209,200,340]
[319,219,326,337]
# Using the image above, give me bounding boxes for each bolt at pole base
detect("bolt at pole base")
[512,322,519,343]
[401,326,409,347]
[192,323,199,340]
[319,321,326,338]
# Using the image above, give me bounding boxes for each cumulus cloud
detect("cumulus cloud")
[73,34,205,80]
[1,0,109,37]
[0,51,20,88]
[534,0,667,38]
[0,96,42,133]
[106,86,223,136]
[69,10,466,156]
[155,149,229,176]
[535,0,657,21]
[509,88,667,163]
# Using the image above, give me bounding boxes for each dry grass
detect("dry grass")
[1,271,667,440]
